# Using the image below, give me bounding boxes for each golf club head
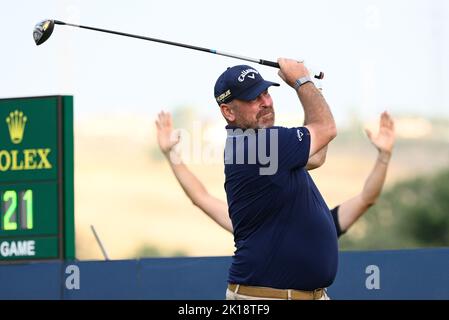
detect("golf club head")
[33,20,55,45]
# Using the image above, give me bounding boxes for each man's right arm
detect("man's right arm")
[337,111,395,232]
[155,111,233,233]
[277,58,337,157]
[165,160,233,233]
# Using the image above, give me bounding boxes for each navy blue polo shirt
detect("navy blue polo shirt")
[224,125,338,290]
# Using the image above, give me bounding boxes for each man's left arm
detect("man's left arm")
[306,146,327,170]
[336,111,395,233]
[336,150,391,233]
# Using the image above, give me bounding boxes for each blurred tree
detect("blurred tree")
[133,244,187,258]
[340,167,449,250]
[398,169,449,246]
[134,244,163,257]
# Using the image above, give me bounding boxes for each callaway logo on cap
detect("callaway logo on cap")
[214,65,280,105]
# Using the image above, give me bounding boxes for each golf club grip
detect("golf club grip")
[260,60,280,68]
[260,59,325,79]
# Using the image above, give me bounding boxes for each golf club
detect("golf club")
[33,19,324,79]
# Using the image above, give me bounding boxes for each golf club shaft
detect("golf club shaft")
[90,225,109,260]
[54,20,322,78]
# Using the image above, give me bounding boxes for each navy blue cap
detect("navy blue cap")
[214,65,280,105]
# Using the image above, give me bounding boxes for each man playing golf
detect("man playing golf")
[217,59,338,299]
[158,59,337,299]
[163,59,337,299]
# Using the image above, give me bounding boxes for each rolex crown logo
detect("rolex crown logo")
[6,110,27,144]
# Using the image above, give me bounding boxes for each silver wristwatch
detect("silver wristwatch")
[294,76,313,90]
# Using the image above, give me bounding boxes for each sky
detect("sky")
[2,0,449,126]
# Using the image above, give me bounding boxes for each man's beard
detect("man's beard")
[256,108,275,128]
[233,107,275,129]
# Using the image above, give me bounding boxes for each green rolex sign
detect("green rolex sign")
[0,96,74,262]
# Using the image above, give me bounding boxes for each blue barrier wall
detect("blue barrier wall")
[0,248,448,299]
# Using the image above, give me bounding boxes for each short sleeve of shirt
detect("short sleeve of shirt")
[330,206,345,238]
[276,126,311,170]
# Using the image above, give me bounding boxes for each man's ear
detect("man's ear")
[220,103,235,122]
